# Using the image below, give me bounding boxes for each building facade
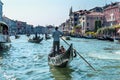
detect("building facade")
[16,21,27,34]
[69,7,79,29]
[73,10,104,34]
[82,12,104,33]
[2,16,17,35]
[104,2,120,26]
[26,24,34,34]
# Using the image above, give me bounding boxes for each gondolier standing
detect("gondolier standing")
[52,27,63,56]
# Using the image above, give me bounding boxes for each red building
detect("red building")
[104,2,120,26]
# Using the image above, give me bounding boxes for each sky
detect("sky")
[2,0,119,26]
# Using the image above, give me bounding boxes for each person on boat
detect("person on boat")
[52,27,63,56]
[33,32,38,40]
[45,33,48,40]
[35,32,38,38]
[60,45,66,54]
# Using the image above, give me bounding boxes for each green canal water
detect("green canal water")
[0,35,120,80]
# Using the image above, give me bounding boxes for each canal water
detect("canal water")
[0,35,120,80]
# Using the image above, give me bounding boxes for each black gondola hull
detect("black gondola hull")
[48,44,74,68]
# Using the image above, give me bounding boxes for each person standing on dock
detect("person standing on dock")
[52,27,63,56]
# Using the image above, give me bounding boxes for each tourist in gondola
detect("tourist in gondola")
[60,45,66,54]
[52,27,63,56]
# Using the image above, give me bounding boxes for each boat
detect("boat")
[106,36,114,41]
[26,31,31,37]
[14,31,20,39]
[28,37,43,43]
[0,21,11,51]
[45,34,51,40]
[97,36,107,40]
[65,36,71,40]
[114,37,120,43]
[26,34,30,37]
[48,44,76,67]
[45,36,51,40]
[113,29,120,43]
[15,35,20,39]
[62,36,71,40]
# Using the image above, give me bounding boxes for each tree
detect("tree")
[95,20,102,32]
[73,25,82,34]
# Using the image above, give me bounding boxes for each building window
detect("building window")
[87,23,89,26]
[74,18,77,21]
[87,28,89,31]
[83,17,84,20]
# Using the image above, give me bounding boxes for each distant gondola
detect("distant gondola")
[28,37,43,43]
[63,36,71,40]
[45,36,51,40]
[48,44,76,67]
[15,35,20,39]
[45,33,51,40]
[26,34,30,37]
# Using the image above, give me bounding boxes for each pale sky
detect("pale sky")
[2,0,119,26]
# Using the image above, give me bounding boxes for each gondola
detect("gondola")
[45,36,51,40]
[28,37,43,43]
[48,44,76,67]
[26,34,30,37]
[63,36,71,40]
[45,34,51,40]
[15,35,20,39]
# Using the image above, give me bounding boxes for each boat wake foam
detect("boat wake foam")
[88,52,120,60]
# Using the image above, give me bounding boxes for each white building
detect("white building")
[0,0,3,21]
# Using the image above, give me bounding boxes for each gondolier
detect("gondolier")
[52,27,63,56]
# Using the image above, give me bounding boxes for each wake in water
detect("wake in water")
[88,51,120,60]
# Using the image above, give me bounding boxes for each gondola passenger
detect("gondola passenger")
[60,46,66,54]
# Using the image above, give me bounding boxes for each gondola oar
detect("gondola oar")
[61,37,96,71]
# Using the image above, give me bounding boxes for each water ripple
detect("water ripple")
[0,35,120,80]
